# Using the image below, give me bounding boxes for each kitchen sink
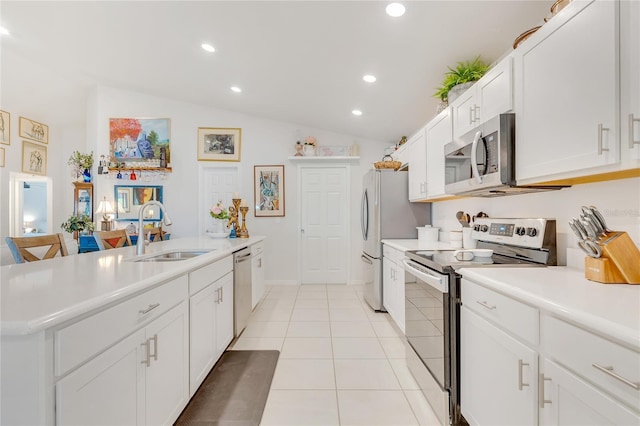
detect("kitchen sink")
[131,250,213,262]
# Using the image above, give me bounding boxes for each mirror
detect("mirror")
[114,185,163,222]
[9,172,53,237]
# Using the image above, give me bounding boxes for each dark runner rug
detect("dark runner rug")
[175,350,280,426]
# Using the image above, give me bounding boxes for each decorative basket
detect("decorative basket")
[374,155,402,170]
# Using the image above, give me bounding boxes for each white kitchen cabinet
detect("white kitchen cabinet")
[515,0,619,182]
[425,107,453,200]
[407,128,428,201]
[189,270,234,395]
[452,57,513,139]
[382,244,406,332]
[251,241,265,309]
[460,305,538,426]
[57,301,189,426]
[620,0,640,165]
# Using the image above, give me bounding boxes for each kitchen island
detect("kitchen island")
[1,236,265,425]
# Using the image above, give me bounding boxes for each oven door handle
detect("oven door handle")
[470,130,483,184]
[402,259,449,293]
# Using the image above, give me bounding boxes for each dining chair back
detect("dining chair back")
[94,229,132,250]
[144,226,164,243]
[5,233,69,264]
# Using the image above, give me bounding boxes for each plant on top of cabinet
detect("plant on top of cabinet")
[434,56,490,104]
[67,150,94,180]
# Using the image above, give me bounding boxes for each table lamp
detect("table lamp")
[96,197,115,231]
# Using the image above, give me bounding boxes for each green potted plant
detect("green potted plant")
[434,56,490,105]
[61,213,95,240]
[67,151,94,182]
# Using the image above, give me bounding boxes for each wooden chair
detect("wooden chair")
[144,226,164,243]
[93,229,132,250]
[5,233,69,264]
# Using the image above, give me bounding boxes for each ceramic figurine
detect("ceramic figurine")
[294,141,303,156]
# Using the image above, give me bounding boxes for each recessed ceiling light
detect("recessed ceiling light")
[231,86,242,93]
[201,43,215,53]
[363,74,377,83]
[352,110,363,116]
[0,27,10,36]
[386,3,405,17]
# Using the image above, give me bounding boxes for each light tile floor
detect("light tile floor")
[229,284,441,426]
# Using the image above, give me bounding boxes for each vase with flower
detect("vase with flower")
[303,136,317,156]
[208,201,231,238]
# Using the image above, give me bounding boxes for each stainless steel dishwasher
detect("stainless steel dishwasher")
[233,246,253,336]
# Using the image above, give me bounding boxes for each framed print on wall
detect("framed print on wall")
[109,118,171,166]
[254,165,285,217]
[0,110,10,145]
[19,116,49,144]
[0,147,5,167]
[197,127,241,162]
[22,141,47,175]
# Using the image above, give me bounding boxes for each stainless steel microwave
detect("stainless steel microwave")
[443,113,567,197]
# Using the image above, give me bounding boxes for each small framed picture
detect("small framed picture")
[0,147,5,167]
[197,127,241,162]
[254,165,285,217]
[0,110,10,145]
[22,141,47,175]
[19,116,49,144]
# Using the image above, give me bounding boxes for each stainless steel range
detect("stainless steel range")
[402,218,557,425]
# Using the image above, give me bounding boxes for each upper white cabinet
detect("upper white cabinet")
[452,57,513,139]
[515,0,619,182]
[620,0,640,164]
[407,128,428,201]
[425,107,453,200]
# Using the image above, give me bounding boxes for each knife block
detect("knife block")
[584,232,640,284]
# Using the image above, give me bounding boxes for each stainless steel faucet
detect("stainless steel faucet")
[136,200,173,255]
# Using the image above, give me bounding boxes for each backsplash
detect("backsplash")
[430,177,640,266]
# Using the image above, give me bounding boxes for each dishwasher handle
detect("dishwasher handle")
[235,253,253,263]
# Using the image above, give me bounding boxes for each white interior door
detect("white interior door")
[199,166,239,233]
[300,166,348,284]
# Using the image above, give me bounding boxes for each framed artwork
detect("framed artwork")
[0,110,10,145]
[109,118,171,166]
[254,165,285,217]
[197,127,241,162]
[0,147,4,167]
[116,187,132,213]
[19,116,49,144]
[113,185,163,221]
[22,141,47,175]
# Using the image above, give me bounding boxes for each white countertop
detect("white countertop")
[0,236,264,335]
[382,239,457,252]
[460,266,640,350]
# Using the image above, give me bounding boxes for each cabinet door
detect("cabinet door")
[407,130,427,201]
[392,264,405,334]
[382,257,396,318]
[477,57,513,124]
[460,307,537,426]
[540,359,640,425]
[145,301,189,426]
[215,272,235,357]
[189,283,218,395]
[515,0,618,182]
[426,108,453,199]
[56,329,146,425]
[251,253,265,309]
[73,182,93,221]
[452,89,478,139]
[620,0,640,163]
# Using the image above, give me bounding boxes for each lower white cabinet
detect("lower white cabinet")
[460,306,538,426]
[56,301,189,425]
[251,241,265,309]
[189,271,234,395]
[382,244,406,332]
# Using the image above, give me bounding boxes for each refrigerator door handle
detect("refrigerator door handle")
[361,189,369,240]
[361,254,373,264]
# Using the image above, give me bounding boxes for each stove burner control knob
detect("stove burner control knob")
[479,225,489,232]
[473,225,481,232]
[515,226,526,236]
[526,227,538,237]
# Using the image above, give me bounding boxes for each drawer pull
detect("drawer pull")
[592,363,640,390]
[539,374,552,408]
[476,300,496,310]
[597,123,610,155]
[141,340,151,367]
[518,359,530,390]
[139,303,160,315]
[149,334,158,362]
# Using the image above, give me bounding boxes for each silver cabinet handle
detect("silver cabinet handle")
[216,287,221,304]
[469,106,474,125]
[592,363,640,390]
[539,374,552,408]
[141,339,151,367]
[518,359,530,390]
[149,334,158,362]
[476,300,496,310]
[139,303,160,315]
[258,258,262,268]
[220,286,224,302]
[474,105,480,122]
[598,123,610,154]
[630,114,640,148]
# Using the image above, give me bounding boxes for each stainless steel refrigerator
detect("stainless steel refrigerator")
[361,169,430,311]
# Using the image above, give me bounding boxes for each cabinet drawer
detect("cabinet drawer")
[189,256,233,295]
[542,314,640,410]
[383,245,403,264]
[461,279,538,346]
[55,275,187,377]
[252,241,264,255]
